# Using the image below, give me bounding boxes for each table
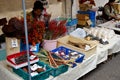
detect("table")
[98,20,120,34]
[0,48,97,80]
[0,35,120,80]
[96,34,120,64]
[52,49,97,80]
[0,61,23,80]
[96,21,120,64]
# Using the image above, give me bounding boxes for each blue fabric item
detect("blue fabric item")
[0,49,6,61]
[66,19,78,26]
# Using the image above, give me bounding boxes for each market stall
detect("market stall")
[0,48,97,80]
[0,33,120,80]
[1,0,120,80]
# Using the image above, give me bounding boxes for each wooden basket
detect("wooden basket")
[57,35,98,52]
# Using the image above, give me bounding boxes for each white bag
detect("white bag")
[70,28,86,38]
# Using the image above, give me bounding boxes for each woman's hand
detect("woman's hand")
[113,15,120,20]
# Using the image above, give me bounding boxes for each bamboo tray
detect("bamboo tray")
[57,35,98,52]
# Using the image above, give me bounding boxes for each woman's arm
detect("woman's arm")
[104,5,120,20]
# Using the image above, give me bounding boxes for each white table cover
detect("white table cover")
[96,35,120,64]
[0,35,120,80]
[0,53,97,80]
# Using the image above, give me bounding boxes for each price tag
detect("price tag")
[11,39,18,48]
[87,20,92,25]
[30,45,37,51]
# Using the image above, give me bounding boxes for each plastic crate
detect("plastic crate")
[50,46,70,77]
[77,10,96,19]
[77,10,96,27]
[7,51,39,69]
[90,19,96,27]
[50,64,69,77]
[36,49,69,77]
[13,61,52,80]
[51,46,85,63]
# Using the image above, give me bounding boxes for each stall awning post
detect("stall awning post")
[22,0,31,80]
[71,0,73,19]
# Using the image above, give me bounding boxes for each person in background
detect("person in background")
[102,0,120,20]
[27,0,51,27]
[79,0,96,6]
[36,0,49,15]
[24,0,51,45]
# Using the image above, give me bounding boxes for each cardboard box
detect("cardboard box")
[77,19,89,26]
[6,37,20,56]
[77,19,92,26]
[79,4,93,11]
[113,3,120,14]
[76,14,89,20]
[87,19,92,25]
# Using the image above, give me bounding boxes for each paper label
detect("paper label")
[11,39,18,48]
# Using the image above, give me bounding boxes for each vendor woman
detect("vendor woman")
[24,0,51,45]
[102,0,120,20]
[27,0,51,27]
